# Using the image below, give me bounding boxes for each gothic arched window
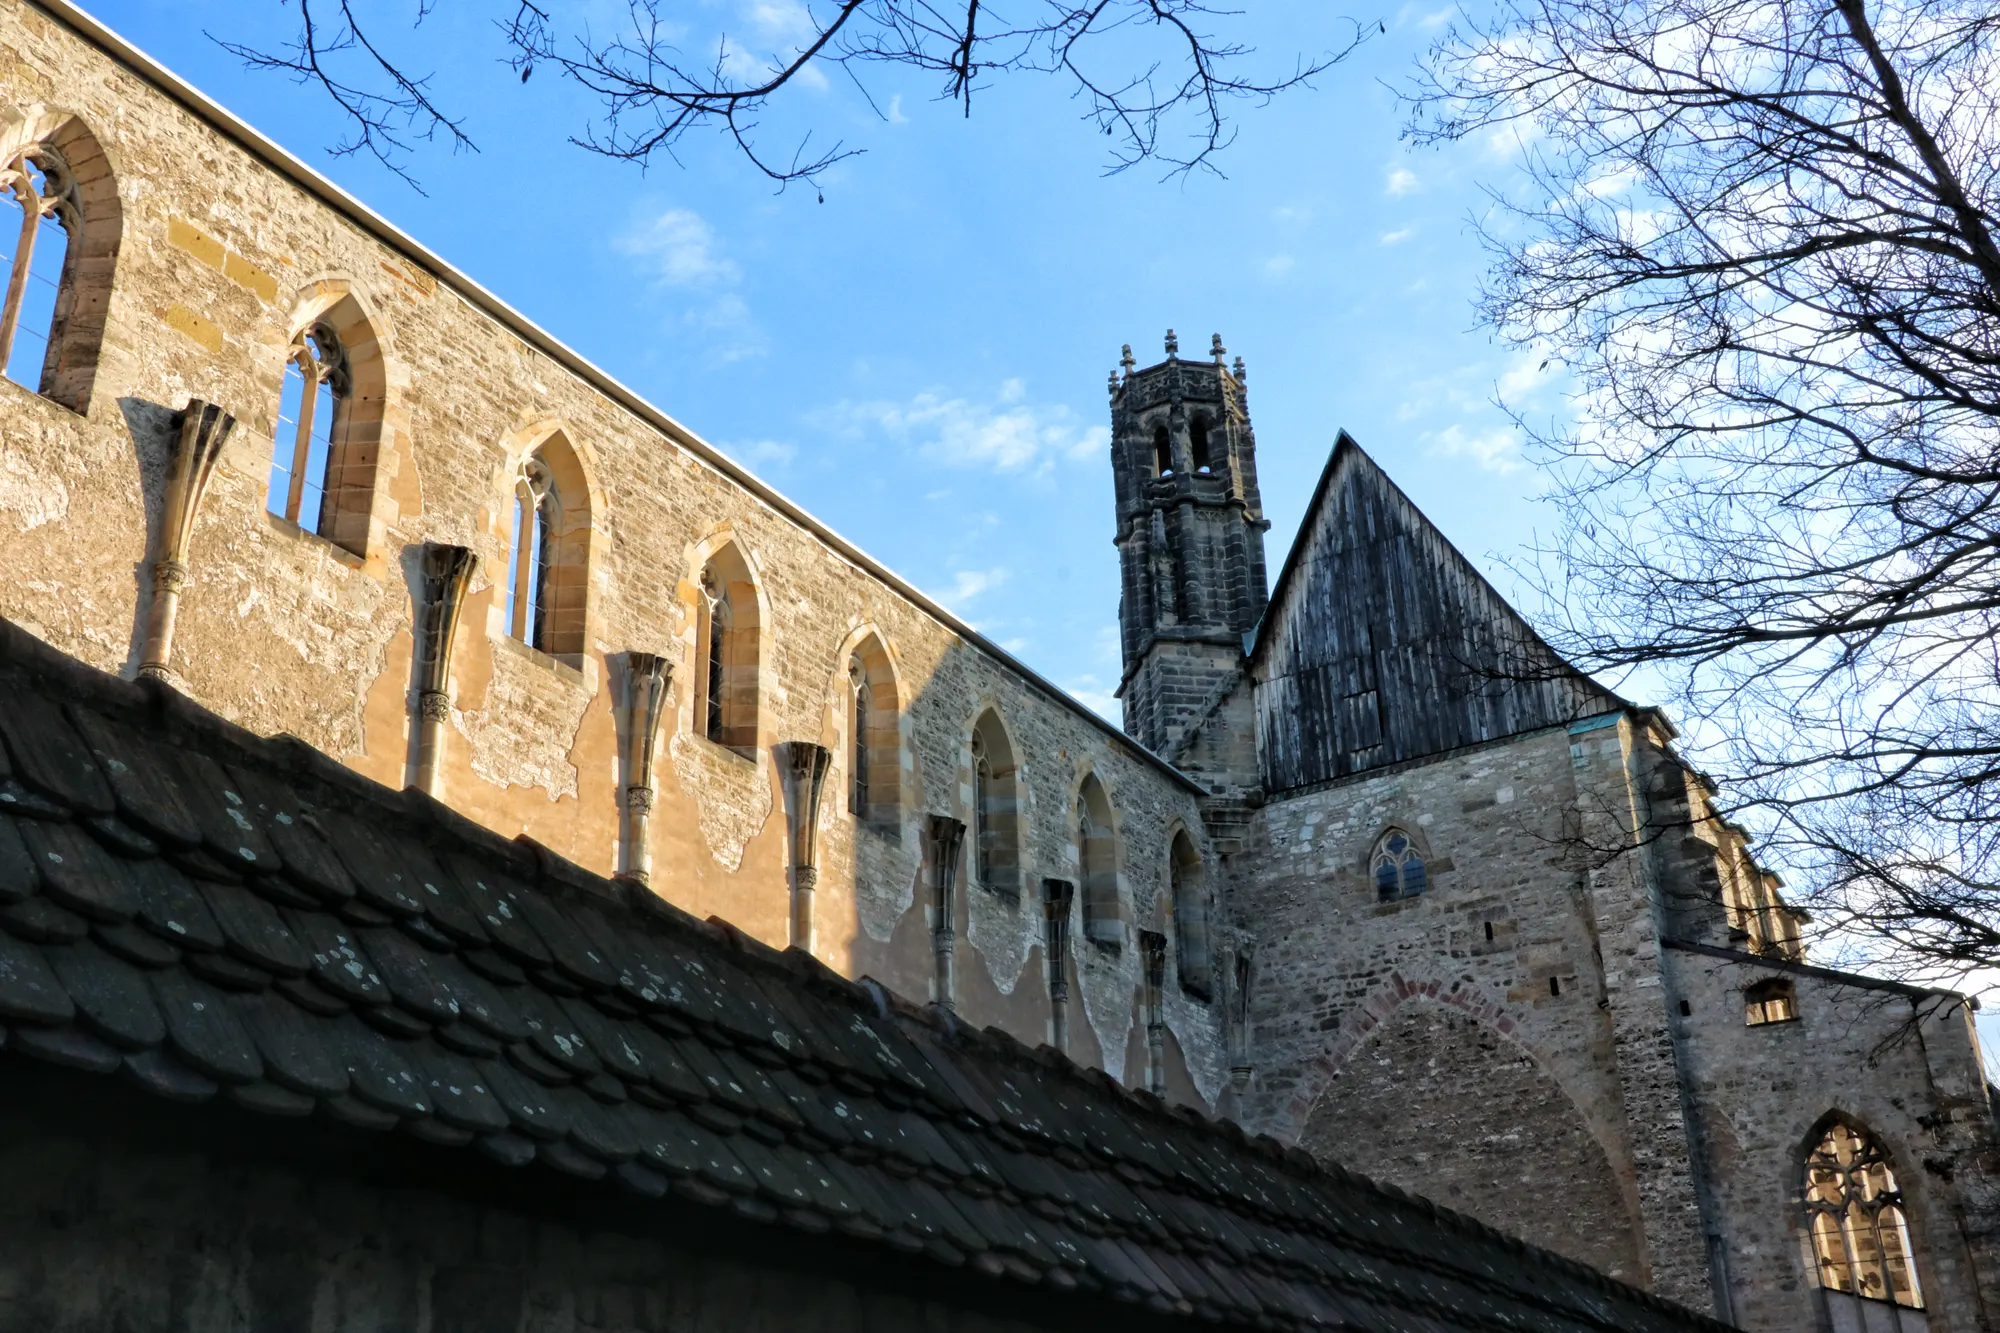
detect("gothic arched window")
[697,542,760,754]
[1373,829,1427,901]
[1805,1121,1925,1311]
[849,657,871,815]
[1078,773,1123,949]
[267,323,349,535]
[0,145,76,395]
[504,432,592,661]
[1171,829,1212,1000]
[970,710,1021,895]
[1189,415,1211,471]
[506,454,557,650]
[1152,423,1172,476]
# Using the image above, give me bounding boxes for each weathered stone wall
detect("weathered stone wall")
[1663,945,2000,1333]
[1230,722,1662,1275]
[0,0,1224,1100]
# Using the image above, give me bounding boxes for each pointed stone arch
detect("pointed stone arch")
[1291,973,1645,1285]
[1075,769,1124,950]
[690,531,764,755]
[1168,824,1212,1000]
[0,104,122,414]
[498,420,598,664]
[834,623,903,832]
[969,706,1022,897]
[271,278,395,557]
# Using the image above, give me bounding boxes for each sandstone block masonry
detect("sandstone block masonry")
[0,0,1228,1104]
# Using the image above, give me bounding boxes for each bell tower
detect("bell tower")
[1110,330,1269,786]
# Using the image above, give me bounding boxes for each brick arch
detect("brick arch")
[0,104,123,414]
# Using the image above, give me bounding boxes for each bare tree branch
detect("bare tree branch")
[224,1,1364,189]
[1410,0,2000,987]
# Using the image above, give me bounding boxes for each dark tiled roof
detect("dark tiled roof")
[0,619,1720,1333]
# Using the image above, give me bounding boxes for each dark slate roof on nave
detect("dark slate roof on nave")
[0,617,1718,1333]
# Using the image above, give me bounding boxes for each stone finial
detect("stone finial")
[1120,344,1135,371]
[1211,333,1226,364]
[775,741,832,953]
[1164,329,1179,358]
[138,398,238,679]
[1233,355,1247,385]
[1108,369,1121,397]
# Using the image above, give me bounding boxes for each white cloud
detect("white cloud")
[1264,254,1296,277]
[1428,423,1524,473]
[814,382,1105,474]
[728,439,796,468]
[685,292,766,363]
[1064,675,1122,723]
[1385,166,1421,197]
[1379,226,1415,246]
[616,208,739,287]
[929,567,1008,610]
[887,94,908,124]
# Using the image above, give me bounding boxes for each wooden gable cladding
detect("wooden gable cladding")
[1252,435,1617,794]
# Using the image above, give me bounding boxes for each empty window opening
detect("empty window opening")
[846,636,900,829]
[696,544,760,753]
[1043,878,1074,1050]
[504,439,590,661]
[1806,1121,1925,1311]
[1170,830,1212,1001]
[1484,921,1494,942]
[1141,929,1168,1094]
[1189,415,1212,472]
[1549,975,1561,997]
[1679,999,1692,1017]
[970,711,1021,895]
[1078,774,1123,949]
[266,323,348,535]
[1152,423,1173,476]
[1745,977,1798,1026]
[506,455,553,647]
[0,147,74,394]
[1373,830,1428,901]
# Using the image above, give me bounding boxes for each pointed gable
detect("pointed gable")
[1252,433,1618,793]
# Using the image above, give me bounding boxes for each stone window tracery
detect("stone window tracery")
[0,145,75,396]
[1745,976,1798,1025]
[1043,877,1074,1050]
[1141,929,1168,1094]
[1805,1121,1925,1311]
[506,454,558,650]
[266,323,348,534]
[1373,829,1428,901]
[849,657,871,816]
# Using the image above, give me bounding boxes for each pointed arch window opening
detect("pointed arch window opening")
[849,656,872,817]
[1373,830,1428,902]
[1171,832,1213,1001]
[1152,423,1173,477]
[505,456,559,651]
[1806,1121,1925,1311]
[0,146,76,395]
[973,731,994,884]
[701,571,729,745]
[266,323,350,534]
[1190,415,1212,473]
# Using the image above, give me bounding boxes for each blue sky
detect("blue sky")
[86,0,1563,721]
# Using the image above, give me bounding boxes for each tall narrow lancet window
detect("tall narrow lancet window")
[1373,829,1427,902]
[1189,415,1211,472]
[696,542,760,754]
[0,146,75,394]
[267,325,348,533]
[1044,878,1074,1049]
[1806,1121,1925,1313]
[1152,423,1173,476]
[1170,830,1212,1000]
[970,710,1021,894]
[849,657,871,816]
[1078,774,1122,949]
[506,455,557,649]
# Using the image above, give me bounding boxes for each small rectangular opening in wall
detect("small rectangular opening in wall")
[1549,976,1561,997]
[1744,977,1798,1026]
[1679,999,1692,1017]
[1484,921,1493,942]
